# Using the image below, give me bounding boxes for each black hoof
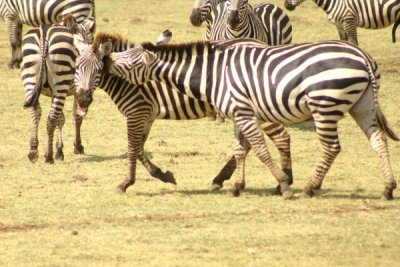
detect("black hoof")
[302,186,314,198]
[74,143,84,154]
[274,184,282,195]
[45,156,54,164]
[382,188,395,200]
[162,171,177,185]
[28,151,38,163]
[115,185,127,194]
[55,150,64,161]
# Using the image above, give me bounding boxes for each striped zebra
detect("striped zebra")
[284,0,400,45]
[0,0,95,68]
[190,0,292,45]
[22,15,86,164]
[90,38,400,200]
[191,0,292,123]
[74,32,293,193]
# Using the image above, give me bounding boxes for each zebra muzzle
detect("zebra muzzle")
[227,10,240,29]
[190,9,203,26]
[284,2,296,11]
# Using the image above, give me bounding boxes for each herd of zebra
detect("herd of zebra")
[1,0,399,200]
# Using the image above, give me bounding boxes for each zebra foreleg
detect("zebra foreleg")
[72,96,85,154]
[5,18,22,68]
[28,103,42,163]
[232,117,294,199]
[54,111,65,161]
[137,121,176,185]
[303,121,341,197]
[342,18,358,45]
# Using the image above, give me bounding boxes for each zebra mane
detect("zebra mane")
[141,41,220,54]
[93,32,135,53]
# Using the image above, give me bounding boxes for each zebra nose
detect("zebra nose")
[190,8,203,26]
[227,10,240,29]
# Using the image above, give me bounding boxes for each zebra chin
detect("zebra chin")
[284,3,296,11]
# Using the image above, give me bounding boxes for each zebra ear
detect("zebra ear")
[99,40,113,57]
[83,16,96,33]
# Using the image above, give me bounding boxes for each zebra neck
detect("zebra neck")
[150,45,216,103]
[313,0,334,12]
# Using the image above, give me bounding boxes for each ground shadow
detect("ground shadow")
[79,154,127,162]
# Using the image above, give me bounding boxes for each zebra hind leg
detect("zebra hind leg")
[303,120,341,198]
[28,103,42,163]
[54,111,65,161]
[232,117,293,199]
[349,89,398,200]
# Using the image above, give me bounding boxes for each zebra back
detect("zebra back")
[22,23,78,107]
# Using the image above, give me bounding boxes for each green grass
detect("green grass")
[1,0,400,266]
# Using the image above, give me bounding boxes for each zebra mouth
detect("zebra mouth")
[190,9,203,26]
[77,105,88,117]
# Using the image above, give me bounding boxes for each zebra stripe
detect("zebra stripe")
[0,0,95,68]
[21,18,84,164]
[284,0,400,44]
[74,33,292,193]
[190,0,292,45]
[103,39,399,200]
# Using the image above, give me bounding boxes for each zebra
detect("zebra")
[284,0,400,45]
[191,0,292,123]
[90,38,400,200]
[22,15,90,164]
[0,0,95,68]
[74,32,293,193]
[190,0,292,45]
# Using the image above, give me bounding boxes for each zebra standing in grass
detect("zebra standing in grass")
[1,0,95,68]
[74,32,293,193]
[190,0,292,45]
[92,38,400,200]
[284,0,400,45]
[22,15,93,164]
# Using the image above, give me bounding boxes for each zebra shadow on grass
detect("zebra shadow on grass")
[79,154,127,162]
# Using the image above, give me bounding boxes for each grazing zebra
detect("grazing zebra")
[74,32,293,193]
[93,38,400,200]
[284,0,400,45]
[190,0,292,45]
[22,15,87,164]
[0,0,95,68]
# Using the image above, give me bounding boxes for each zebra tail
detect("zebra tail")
[23,38,48,108]
[392,18,400,43]
[376,106,400,141]
[364,51,400,141]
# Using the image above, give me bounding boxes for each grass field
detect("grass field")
[1,0,400,266]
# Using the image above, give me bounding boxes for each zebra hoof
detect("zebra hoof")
[274,184,282,195]
[55,150,64,161]
[45,156,55,164]
[162,171,177,185]
[381,188,395,201]
[210,183,223,191]
[28,151,39,163]
[227,188,240,197]
[234,182,245,190]
[302,186,314,198]
[115,185,127,194]
[74,143,85,154]
[282,189,294,200]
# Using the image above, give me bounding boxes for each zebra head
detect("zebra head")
[226,0,248,30]
[75,41,112,117]
[107,45,156,85]
[190,0,221,26]
[284,0,305,11]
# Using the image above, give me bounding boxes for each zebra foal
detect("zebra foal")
[89,39,399,200]
[74,32,292,193]
[22,15,89,163]
[0,0,95,68]
[284,0,400,45]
